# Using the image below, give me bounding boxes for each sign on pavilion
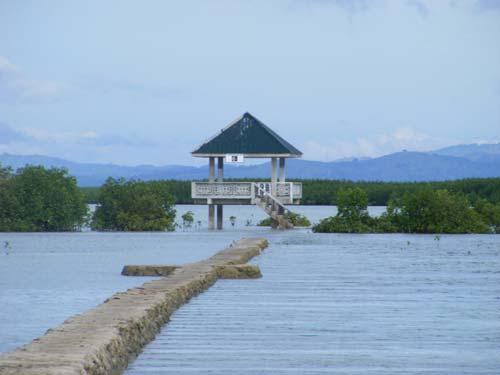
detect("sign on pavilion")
[191,112,303,229]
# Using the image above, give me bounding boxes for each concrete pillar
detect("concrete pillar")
[208,157,216,230]
[217,204,223,230]
[271,157,277,196]
[279,157,286,182]
[209,157,215,182]
[217,157,224,229]
[217,157,224,181]
[208,204,215,230]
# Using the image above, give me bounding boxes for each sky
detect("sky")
[0,0,499,166]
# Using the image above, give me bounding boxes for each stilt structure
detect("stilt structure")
[191,112,303,229]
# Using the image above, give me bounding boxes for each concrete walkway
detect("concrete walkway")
[0,237,268,375]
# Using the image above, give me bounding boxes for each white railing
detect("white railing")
[191,181,302,203]
[253,183,289,215]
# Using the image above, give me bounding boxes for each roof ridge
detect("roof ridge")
[192,112,302,157]
[191,113,245,154]
[244,113,302,156]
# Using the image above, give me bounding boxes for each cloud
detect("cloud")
[0,123,154,162]
[0,123,26,143]
[407,0,429,17]
[0,56,64,100]
[294,0,370,12]
[476,0,500,11]
[302,127,458,161]
[86,78,185,98]
[21,128,98,143]
[18,128,152,148]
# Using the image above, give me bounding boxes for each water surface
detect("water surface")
[125,231,500,374]
[1,205,498,374]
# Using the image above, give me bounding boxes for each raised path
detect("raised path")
[0,237,268,375]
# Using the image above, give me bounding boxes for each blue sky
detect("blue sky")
[0,0,499,165]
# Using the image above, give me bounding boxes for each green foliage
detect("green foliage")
[80,180,191,204]
[229,215,237,227]
[471,199,500,233]
[300,178,500,205]
[91,178,176,231]
[0,164,12,182]
[313,187,495,234]
[79,178,500,207]
[386,189,489,234]
[181,211,195,227]
[286,212,311,227]
[337,187,369,222]
[80,186,100,204]
[258,212,311,227]
[0,165,88,232]
[313,188,378,233]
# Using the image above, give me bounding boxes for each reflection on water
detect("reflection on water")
[1,205,499,374]
[172,204,386,229]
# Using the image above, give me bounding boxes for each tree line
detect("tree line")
[2,163,500,233]
[0,165,176,232]
[0,166,88,231]
[313,187,500,234]
[80,178,500,206]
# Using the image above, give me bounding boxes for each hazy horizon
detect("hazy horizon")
[1,1,499,166]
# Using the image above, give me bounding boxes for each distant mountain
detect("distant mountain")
[1,145,500,186]
[0,153,202,186]
[430,142,500,163]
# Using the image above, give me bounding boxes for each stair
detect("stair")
[253,187,294,229]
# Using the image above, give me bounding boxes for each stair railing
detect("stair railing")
[253,183,289,216]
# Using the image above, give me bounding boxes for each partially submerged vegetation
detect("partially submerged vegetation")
[313,187,500,234]
[181,211,195,228]
[0,165,88,231]
[81,178,500,206]
[2,163,499,234]
[301,178,500,206]
[81,180,191,205]
[258,212,311,227]
[91,178,176,231]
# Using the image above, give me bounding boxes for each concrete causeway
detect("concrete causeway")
[0,237,268,375]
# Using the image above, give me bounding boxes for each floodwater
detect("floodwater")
[1,205,499,374]
[124,231,500,375]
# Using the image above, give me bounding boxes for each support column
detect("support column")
[209,157,215,182]
[208,157,215,230]
[208,204,215,230]
[217,157,224,229]
[279,157,286,182]
[217,157,224,181]
[271,157,277,196]
[217,204,223,230]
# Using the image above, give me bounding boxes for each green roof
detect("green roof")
[192,112,302,157]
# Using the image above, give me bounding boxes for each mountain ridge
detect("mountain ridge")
[1,143,499,186]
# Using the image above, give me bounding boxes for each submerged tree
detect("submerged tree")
[0,165,88,232]
[313,186,493,234]
[258,212,311,227]
[229,215,237,227]
[386,189,489,234]
[473,198,500,233]
[91,178,176,231]
[181,211,195,228]
[313,187,375,233]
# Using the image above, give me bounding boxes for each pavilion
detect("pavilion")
[191,112,303,229]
